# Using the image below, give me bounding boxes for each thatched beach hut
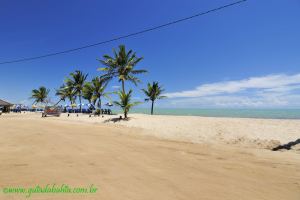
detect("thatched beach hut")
[0,99,13,113]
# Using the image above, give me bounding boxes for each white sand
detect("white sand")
[107,114,300,149]
[7,112,300,149]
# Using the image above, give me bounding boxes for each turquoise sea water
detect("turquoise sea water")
[115,108,300,119]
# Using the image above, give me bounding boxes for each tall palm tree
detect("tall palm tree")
[83,77,110,113]
[91,76,110,113]
[65,70,88,112]
[98,45,147,93]
[113,89,140,119]
[31,86,50,105]
[64,81,76,105]
[142,82,166,115]
[83,82,94,104]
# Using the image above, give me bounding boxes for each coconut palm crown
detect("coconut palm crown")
[82,82,94,104]
[91,76,110,112]
[55,84,69,106]
[31,86,50,105]
[113,89,140,119]
[65,70,88,112]
[83,77,110,112]
[65,81,76,104]
[142,82,166,115]
[98,45,147,93]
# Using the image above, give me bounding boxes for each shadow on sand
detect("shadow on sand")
[272,138,300,151]
[103,116,131,123]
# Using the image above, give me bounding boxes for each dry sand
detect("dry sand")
[0,113,299,199]
[31,112,300,149]
[106,114,300,149]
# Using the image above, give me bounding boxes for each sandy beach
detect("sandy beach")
[0,113,299,200]
[1,0,300,199]
[22,112,300,150]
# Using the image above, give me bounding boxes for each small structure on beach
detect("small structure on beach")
[0,99,13,113]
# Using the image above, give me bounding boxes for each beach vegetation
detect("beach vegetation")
[82,82,94,104]
[30,45,166,117]
[65,70,88,112]
[142,82,166,115]
[55,84,68,106]
[90,76,110,113]
[113,89,140,118]
[31,86,50,105]
[98,45,147,93]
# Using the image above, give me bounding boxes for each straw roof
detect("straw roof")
[0,99,13,106]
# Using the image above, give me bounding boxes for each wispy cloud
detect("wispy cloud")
[165,74,300,98]
[164,73,300,108]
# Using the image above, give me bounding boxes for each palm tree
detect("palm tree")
[31,86,50,105]
[113,89,140,119]
[65,70,88,112]
[142,82,166,115]
[82,82,94,104]
[54,84,68,106]
[91,76,110,113]
[64,81,76,105]
[98,45,147,93]
[83,77,110,114]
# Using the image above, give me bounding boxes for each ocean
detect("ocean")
[115,108,300,119]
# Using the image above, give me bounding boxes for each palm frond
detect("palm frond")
[97,45,146,91]
[131,69,147,74]
[142,82,166,101]
[113,89,141,118]
[31,86,50,104]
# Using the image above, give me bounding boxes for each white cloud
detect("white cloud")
[163,73,300,108]
[165,73,300,98]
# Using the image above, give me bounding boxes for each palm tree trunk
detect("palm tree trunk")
[70,99,75,113]
[54,99,62,106]
[99,98,102,115]
[122,80,125,93]
[79,95,82,113]
[151,100,154,115]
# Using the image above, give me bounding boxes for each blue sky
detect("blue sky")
[0,0,300,108]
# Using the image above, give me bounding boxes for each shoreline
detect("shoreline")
[113,108,300,120]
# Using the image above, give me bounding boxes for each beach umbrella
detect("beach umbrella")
[105,102,113,107]
[71,103,77,108]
